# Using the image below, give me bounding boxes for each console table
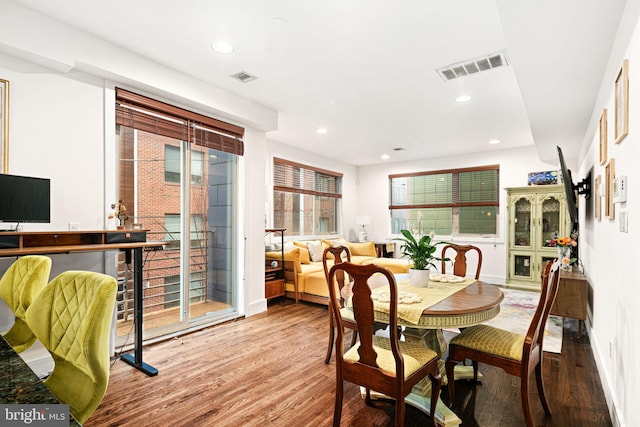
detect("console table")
[0,230,165,376]
[550,267,588,338]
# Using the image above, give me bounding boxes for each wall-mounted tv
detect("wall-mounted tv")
[0,173,51,225]
[557,146,591,232]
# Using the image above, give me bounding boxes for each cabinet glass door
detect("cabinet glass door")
[540,195,561,248]
[513,198,532,247]
[511,253,533,281]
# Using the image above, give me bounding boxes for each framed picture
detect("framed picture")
[0,78,8,174]
[527,170,559,185]
[594,175,602,221]
[614,59,629,145]
[599,109,607,165]
[605,159,615,219]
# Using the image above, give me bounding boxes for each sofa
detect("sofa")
[265,238,411,305]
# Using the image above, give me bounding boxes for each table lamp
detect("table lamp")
[356,215,371,242]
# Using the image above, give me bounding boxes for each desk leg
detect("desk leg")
[120,248,158,376]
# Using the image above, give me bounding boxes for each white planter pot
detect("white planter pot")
[409,268,431,287]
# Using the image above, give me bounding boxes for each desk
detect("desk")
[0,335,80,426]
[0,230,166,376]
[367,278,504,427]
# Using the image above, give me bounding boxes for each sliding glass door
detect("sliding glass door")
[114,125,238,344]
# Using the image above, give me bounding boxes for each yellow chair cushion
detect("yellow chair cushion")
[344,335,437,379]
[450,324,525,361]
[348,241,377,257]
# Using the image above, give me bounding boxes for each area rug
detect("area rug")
[483,287,563,354]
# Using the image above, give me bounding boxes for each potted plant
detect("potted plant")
[394,229,448,287]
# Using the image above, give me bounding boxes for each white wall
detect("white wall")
[0,2,277,317]
[578,6,640,426]
[357,146,562,283]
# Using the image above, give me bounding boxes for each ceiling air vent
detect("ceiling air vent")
[230,71,257,83]
[436,50,509,81]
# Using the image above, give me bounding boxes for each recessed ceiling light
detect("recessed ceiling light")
[489,138,501,145]
[456,95,472,103]
[316,127,327,135]
[211,41,234,54]
[381,154,390,160]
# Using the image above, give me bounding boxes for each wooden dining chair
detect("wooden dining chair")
[445,259,562,427]
[440,244,483,279]
[322,245,357,364]
[327,262,441,426]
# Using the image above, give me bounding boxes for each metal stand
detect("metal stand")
[120,247,158,376]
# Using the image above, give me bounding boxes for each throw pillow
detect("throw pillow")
[348,241,376,257]
[306,240,324,262]
[292,241,312,264]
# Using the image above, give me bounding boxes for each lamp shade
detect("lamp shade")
[356,215,371,226]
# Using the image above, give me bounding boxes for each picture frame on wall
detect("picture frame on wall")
[605,159,615,219]
[594,174,602,221]
[0,78,8,174]
[614,59,629,145]
[599,109,607,165]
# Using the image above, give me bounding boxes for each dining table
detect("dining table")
[361,274,504,427]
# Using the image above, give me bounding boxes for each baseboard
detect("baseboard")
[588,323,624,427]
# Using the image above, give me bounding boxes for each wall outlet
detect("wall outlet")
[609,341,614,359]
[68,222,79,231]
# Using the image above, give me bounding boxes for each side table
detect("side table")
[550,267,588,338]
[374,241,395,258]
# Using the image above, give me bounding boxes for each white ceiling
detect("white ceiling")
[9,0,629,166]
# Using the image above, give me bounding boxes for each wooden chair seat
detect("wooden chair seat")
[448,324,525,361]
[344,336,438,379]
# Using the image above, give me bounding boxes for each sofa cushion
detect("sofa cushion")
[347,241,376,257]
[265,248,302,273]
[292,242,312,264]
[362,257,412,274]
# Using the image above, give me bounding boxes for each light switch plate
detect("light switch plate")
[619,211,628,233]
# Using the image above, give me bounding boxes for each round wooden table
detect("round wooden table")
[368,279,504,427]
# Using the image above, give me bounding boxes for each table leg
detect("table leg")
[120,248,158,376]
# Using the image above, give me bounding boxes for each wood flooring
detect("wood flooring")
[87,300,612,427]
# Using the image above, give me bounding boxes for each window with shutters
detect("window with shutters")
[389,165,499,236]
[273,158,342,237]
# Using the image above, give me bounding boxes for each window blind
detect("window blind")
[273,158,342,198]
[389,165,499,210]
[115,88,245,155]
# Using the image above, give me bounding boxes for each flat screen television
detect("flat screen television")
[0,173,51,225]
[557,146,579,230]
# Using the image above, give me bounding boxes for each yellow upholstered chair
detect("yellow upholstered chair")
[445,259,562,427]
[327,262,441,426]
[25,270,117,424]
[0,255,52,353]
